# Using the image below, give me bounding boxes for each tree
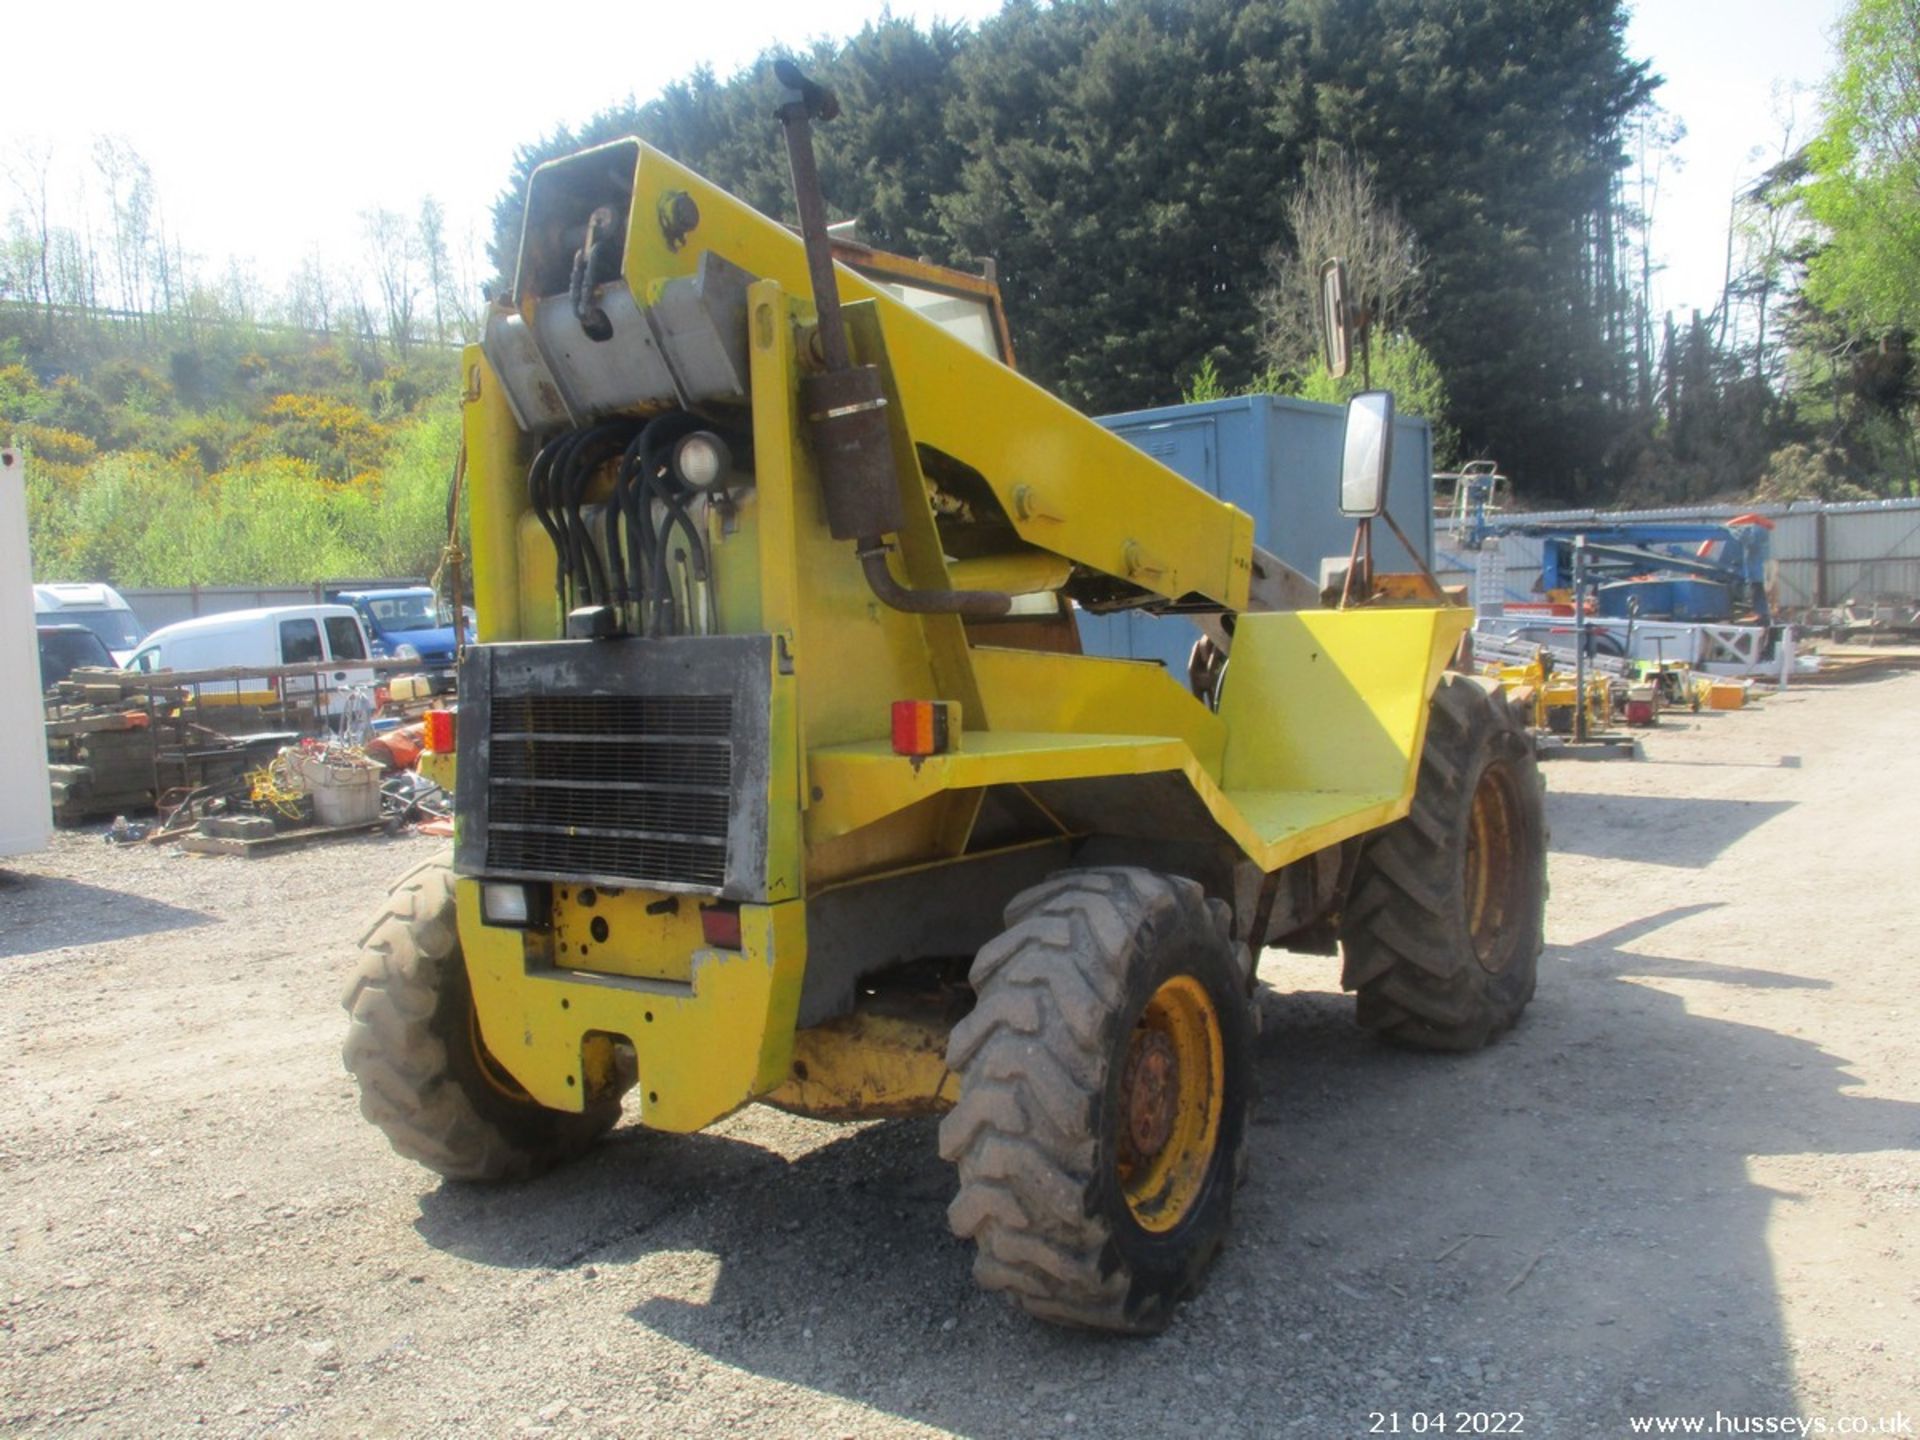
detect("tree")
[91,136,155,327]
[1721,93,1815,393]
[1257,149,1425,381]
[3,137,58,341]
[938,0,1307,407]
[418,198,452,346]
[1301,0,1657,498]
[1799,0,1920,331]
[285,249,340,334]
[361,207,420,353]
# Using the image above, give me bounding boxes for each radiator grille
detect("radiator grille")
[485,692,734,890]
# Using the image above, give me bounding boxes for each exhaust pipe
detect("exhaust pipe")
[773,59,1009,619]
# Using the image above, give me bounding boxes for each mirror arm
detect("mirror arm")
[1339,516,1372,609]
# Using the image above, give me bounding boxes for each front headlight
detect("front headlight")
[481,881,548,929]
[672,431,734,491]
[394,643,421,661]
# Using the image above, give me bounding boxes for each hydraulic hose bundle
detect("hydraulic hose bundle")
[527,412,717,638]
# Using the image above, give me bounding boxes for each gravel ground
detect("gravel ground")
[2,672,1916,1438]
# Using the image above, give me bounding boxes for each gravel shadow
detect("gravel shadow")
[0,873,215,958]
[1548,793,1795,868]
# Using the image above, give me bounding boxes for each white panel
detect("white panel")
[1,448,53,858]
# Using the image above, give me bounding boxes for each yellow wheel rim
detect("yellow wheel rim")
[1464,762,1524,973]
[1117,974,1224,1234]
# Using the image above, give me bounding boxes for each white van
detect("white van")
[125,604,375,709]
[31,581,146,665]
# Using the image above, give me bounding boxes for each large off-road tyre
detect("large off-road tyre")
[939,868,1256,1334]
[342,855,619,1181]
[1339,672,1547,1051]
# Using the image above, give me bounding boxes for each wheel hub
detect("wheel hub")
[1122,1029,1179,1158]
[1115,975,1225,1234]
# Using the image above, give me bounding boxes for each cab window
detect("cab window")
[279,619,324,664]
[324,616,368,661]
[863,278,1002,360]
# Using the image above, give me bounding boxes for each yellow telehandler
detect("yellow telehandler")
[343,63,1545,1333]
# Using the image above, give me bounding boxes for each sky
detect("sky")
[0,0,1847,330]
[1624,0,1847,322]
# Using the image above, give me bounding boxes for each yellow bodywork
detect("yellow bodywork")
[451,139,1467,1133]
[457,881,804,1128]
[763,1010,963,1119]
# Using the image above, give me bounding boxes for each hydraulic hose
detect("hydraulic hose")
[626,429,663,631]
[856,537,1012,618]
[632,413,709,636]
[548,429,593,605]
[526,436,568,600]
[564,426,622,606]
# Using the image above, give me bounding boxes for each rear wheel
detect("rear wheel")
[342,855,620,1181]
[940,868,1255,1333]
[1339,673,1546,1051]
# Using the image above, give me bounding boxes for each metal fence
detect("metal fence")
[1433,498,1920,612]
[123,579,424,633]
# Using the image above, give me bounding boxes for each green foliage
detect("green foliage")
[1755,442,1876,503]
[1179,356,1231,404]
[1799,0,1920,331]
[361,406,469,577]
[3,301,463,587]
[1181,334,1458,466]
[1291,336,1458,466]
[22,420,462,588]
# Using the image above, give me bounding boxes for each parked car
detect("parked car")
[125,604,375,712]
[329,587,464,690]
[31,581,146,664]
[37,624,118,691]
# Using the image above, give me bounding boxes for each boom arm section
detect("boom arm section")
[483,139,1253,617]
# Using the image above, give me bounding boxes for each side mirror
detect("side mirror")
[1319,258,1351,380]
[1339,390,1394,518]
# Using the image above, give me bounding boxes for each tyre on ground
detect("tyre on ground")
[939,867,1256,1334]
[341,855,620,1182]
[1339,671,1548,1051]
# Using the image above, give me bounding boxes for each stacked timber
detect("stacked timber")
[43,670,195,824]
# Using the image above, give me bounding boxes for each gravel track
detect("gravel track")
[3,672,1916,1437]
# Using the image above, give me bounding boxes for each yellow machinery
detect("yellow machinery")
[343,65,1547,1334]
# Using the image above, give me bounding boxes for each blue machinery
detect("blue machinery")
[1526,520,1773,627]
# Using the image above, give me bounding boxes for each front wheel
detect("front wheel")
[939,868,1255,1333]
[1339,673,1547,1051]
[341,855,620,1181]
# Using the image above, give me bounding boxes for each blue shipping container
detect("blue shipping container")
[1076,394,1435,672]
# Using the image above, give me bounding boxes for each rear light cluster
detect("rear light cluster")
[890,699,953,756]
[422,709,455,754]
[700,904,742,950]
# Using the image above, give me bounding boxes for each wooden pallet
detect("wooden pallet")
[1799,645,1920,683]
[178,817,389,858]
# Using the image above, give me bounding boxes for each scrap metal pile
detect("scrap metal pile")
[42,668,284,825]
[43,666,450,850]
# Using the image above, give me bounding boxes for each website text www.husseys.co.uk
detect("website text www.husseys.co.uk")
[1627,1414,1913,1436]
